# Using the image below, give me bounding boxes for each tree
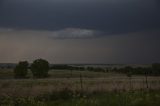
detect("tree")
[14,61,29,78]
[31,59,49,78]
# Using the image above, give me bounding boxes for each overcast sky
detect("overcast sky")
[0,0,160,64]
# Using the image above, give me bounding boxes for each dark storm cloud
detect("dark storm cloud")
[0,0,160,35]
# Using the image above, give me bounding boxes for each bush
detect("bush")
[152,63,160,76]
[31,59,49,78]
[14,61,29,78]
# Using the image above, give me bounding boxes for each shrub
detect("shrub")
[14,61,29,78]
[31,59,49,78]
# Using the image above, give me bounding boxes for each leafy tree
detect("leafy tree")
[31,59,49,78]
[14,61,29,78]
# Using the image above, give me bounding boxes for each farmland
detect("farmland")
[0,68,160,106]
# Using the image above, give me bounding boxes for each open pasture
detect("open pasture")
[0,69,160,106]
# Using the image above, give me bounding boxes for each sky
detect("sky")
[0,0,160,64]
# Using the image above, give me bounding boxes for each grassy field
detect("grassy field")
[0,69,160,106]
[1,91,160,106]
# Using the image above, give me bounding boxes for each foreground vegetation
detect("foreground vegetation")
[0,90,160,106]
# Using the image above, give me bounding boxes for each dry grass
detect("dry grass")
[1,69,160,106]
[0,76,160,97]
[0,69,160,97]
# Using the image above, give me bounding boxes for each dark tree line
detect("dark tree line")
[49,63,160,76]
[14,59,49,78]
[50,65,85,71]
[13,61,160,79]
[86,67,107,72]
[112,63,160,76]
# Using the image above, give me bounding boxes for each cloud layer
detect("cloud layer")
[0,29,160,64]
[50,28,100,39]
[0,28,101,39]
[0,0,159,35]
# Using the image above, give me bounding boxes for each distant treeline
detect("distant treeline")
[50,65,108,72]
[0,63,16,69]
[112,63,160,76]
[1,62,160,76]
[50,65,85,71]
[50,63,160,76]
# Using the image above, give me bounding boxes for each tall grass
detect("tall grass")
[0,90,160,106]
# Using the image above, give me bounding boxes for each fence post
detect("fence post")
[80,73,83,91]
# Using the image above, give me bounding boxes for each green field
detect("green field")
[0,69,160,106]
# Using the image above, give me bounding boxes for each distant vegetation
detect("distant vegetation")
[112,63,160,76]
[0,60,159,79]
[50,64,85,71]
[50,63,160,76]
[14,61,29,78]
